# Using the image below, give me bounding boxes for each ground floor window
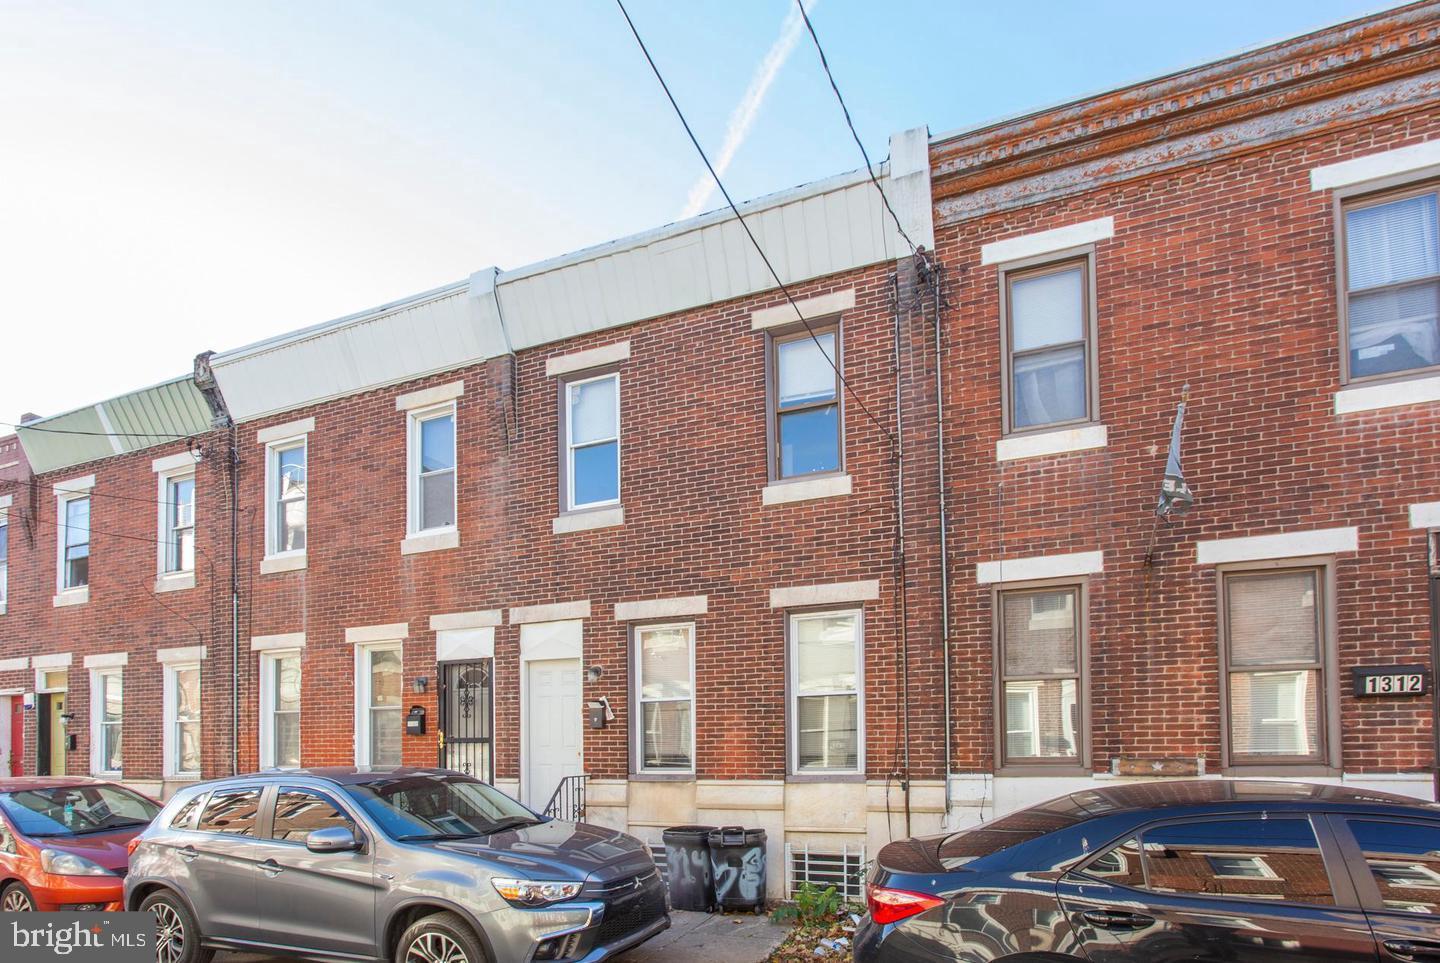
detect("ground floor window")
[358,643,403,767]
[996,585,1084,766]
[260,650,302,769]
[165,663,201,777]
[633,622,694,773]
[789,609,862,774]
[90,668,122,776]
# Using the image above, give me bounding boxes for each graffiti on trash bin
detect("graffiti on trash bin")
[668,844,710,889]
[713,845,764,905]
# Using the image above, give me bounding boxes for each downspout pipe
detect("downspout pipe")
[892,269,912,838]
[933,265,953,826]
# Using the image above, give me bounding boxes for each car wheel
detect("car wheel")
[396,912,488,963]
[1,881,35,911]
[140,890,215,963]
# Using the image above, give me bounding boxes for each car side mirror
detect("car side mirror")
[305,826,360,854]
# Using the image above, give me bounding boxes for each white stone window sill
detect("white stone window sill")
[996,424,1108,462]
[762,473,852,506]
[53,587,89,608]
[260,553,307,575]
[401,529,460,556]
[1334,374,1440,414]
[155,572,196,594]
[553,506,625,534]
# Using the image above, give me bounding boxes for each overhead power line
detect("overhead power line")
[0,419,201,441]
[613,0,895,446]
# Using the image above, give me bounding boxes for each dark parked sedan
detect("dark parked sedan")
[855,779,1440,962]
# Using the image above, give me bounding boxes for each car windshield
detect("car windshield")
[0,785,159,838]
[341,773,542,841]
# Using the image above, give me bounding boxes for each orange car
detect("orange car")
[0,777,160,911]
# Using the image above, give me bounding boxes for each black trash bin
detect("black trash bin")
[707,826,767,913]
[662,825,717,912]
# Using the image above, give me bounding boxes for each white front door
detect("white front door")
[525,658,582,809]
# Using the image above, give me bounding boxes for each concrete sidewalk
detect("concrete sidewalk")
[218,909,789,963]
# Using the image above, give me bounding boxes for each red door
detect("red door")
[8,698,21,776]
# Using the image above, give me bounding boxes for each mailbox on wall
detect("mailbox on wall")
[406,706,426,736]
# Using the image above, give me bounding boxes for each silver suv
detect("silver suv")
[124,768,668,963]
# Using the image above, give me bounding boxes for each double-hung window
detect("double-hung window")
[633,623,694,773]
[996,585,1084,766]
[358,643,402,767]
[92,668,123,776]
[260,650,302,769]
[162,474,195,575]
[409,407,456,533]
[60,494,90,592]
[1002,257,1096,433]
[1221,567,1330,766]
[0,510,8,611]
[564,373,620,510]
[771,326,842,479]
[267,440,307,557]
[1339,183,1440,382]
[790,610,862,773]
[165,664,201,778]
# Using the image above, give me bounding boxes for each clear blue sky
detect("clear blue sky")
[0,0,1390,419]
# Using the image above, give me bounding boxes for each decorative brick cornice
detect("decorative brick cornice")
[931,2,1440,224]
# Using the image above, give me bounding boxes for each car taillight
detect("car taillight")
[126,837,141,857]
[866,882,944,925]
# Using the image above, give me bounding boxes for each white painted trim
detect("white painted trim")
[769,579,880,609]
[260,553,307,575]
[346,622,409,645]
[1196,526,1359,565]
[614,595,709,621]
[1334,375,1440,414]
[151,452,196,473]
[251,632,306,652]
[32,653,72,669]
[84,652,128,669]
[997,424,1108,462]
[519,619,584,661]
[510,600,591,624]
[258,647,303,770]
[162,661,201,779]
[762,473,852,506]
[430,610,504,631]
[53,588,89,607]
[395,380,465,411]
[976,550,1104,585]
[0,495,10,509]
[53,474,95,495]
[0,658,28,673]
[1411,502,1440,529]
[552,507,625,534]
[157,646,207,664]
[401,529,460,555]
[1310,140,1440,191]
[256,417,315,445]
[90,665,123,777]
[437,627,495,662]
[546,340,632,377]
[155,573,196,594]
[980,217,1114,266]
[354,640,404,766]
[263,431,308,562]
[751,290,856,330]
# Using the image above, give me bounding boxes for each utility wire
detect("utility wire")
[614,0,895,445]
[0,419,201,441]
[793,0,921,261]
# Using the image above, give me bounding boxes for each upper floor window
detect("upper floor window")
[0,515,8,610]
[1341,184,1440,383]
[771,326,842,479]
[267,440,307,557]
[564,373,620,510]
[162,474,195,574]
[633,623,694,773]
[789,609,862,774]
[997,585,1084,767]
[408,406,456,533]
[1221,567,1330,767]
[1002,257,1096,433]
[60,495,90,591]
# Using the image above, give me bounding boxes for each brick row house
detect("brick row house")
[1,1,1438,899]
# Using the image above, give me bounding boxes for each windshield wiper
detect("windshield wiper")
[480,816,540,835]
[395,832,486,842]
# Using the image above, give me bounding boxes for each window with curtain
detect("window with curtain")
[1343,186,1440,381]
[365,646,403,767]
[791,610,861,773]
[171,665,201,775]
[164,474,195,574]
[412,409,456,532]
[565,373,620,510]
[1224,569,1326,763]
[773,327,841,478]
[94,669,123,774]
[265,652,302,769]
[62,495,90,590]
[270,441,307,555]
[1005,259,1093,431]
[998,587,1083,765]
[635,623,693,772]
[0,518,7,608]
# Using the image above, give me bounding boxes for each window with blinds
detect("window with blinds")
[997,586,1083,766]
[1223,568,1327,764]
[1342,184,1440,382]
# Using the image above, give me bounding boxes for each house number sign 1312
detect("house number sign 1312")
[1352,665,1429,697]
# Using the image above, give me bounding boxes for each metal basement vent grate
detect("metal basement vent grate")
[650,844,669,887]
[785,842,868,902]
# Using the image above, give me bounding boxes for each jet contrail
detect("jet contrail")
[679,0,818,219]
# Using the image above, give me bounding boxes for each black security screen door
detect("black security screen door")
[439,660,493,783]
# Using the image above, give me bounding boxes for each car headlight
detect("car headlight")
[40,849,116,877]
[491,877,582,906]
